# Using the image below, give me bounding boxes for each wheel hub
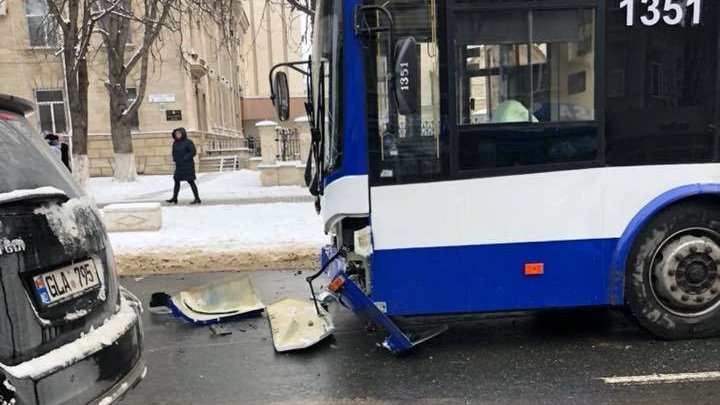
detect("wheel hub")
[653,235,720,312]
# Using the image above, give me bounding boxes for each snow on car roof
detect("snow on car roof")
[0,187,66,205]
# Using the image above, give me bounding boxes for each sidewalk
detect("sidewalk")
[87,171,326,275]
[88,170,312,207]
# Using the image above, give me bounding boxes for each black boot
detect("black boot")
[166,180,180,204]
[189,180,201,205]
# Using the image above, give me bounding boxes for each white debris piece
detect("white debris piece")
[267,298,335,352]
[167,275,265,324]
[0,187,66,204]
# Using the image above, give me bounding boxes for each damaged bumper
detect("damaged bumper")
[2,290,146,405]
[320,246,446,354]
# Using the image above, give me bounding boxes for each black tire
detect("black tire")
[625,199,720,339]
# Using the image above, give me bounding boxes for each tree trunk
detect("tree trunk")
[102,3,137,182]
[109,88,137,181]
[68,59,90,187]
[107,70,136,182]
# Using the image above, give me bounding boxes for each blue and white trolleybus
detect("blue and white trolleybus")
[270,0,720,353]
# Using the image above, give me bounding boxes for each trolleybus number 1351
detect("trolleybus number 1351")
[620,0,701,27]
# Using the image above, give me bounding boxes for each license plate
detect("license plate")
[33,260,101,307]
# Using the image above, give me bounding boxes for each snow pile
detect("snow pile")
[0,186,66,204]
[108,202,328,274]
[0,297,138,380]
[108,203,325,253]
[34,197,98,251]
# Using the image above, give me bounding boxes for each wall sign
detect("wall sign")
[166,110,182,121]
[149,93,176,103]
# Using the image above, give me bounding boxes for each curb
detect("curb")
[114,247,320,276]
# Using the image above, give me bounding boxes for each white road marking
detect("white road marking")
[600,371,720,385]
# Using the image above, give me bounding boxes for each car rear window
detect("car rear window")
[0,110,81,197]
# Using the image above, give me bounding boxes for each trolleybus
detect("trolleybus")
[270,0,720,352]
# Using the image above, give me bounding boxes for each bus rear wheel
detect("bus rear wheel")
[625,200,720,339]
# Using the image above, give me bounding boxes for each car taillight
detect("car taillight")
[0,112,18,121]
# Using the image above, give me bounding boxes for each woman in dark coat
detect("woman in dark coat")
[166,127,201,204]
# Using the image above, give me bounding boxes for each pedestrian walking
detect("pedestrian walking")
[166,127,201,204]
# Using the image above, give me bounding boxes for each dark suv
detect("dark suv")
[0,94,145,405]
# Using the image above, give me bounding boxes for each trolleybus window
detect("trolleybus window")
[605,0,720,166]
[454,6,599,171]
[312,0,342,173]
[366,0,447,185]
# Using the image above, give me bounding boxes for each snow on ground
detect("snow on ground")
[109,203,326,253]
[193,170,307,201]
[87,170,307,205]
[87,175,178,205]
[107,202,328,275]
[94,171,321,274]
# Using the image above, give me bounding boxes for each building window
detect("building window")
[25,0,58,48]
[127,87,140,131]
[36,90,67,134]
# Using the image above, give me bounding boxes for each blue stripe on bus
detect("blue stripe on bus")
[370,238,619,316]
[325,0,369,187]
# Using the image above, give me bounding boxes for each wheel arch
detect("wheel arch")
[609,184,720,304]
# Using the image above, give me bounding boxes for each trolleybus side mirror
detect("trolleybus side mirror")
[394,36,419,116]
[272,71,290,122]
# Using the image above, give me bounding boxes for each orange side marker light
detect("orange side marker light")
[328,277,345,292]
[524,262,544,276]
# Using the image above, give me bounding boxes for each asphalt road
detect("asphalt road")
[119,271,720,405]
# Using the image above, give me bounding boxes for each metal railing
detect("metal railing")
[275,127,301,162]
[199,155,239,172]
[243,137,261,157]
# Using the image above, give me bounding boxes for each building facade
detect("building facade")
[241,0,308,139]
[0,0,251,176]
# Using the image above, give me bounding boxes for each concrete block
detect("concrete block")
[278,163,303,186]
[102,202,162,232]
[248,157,262,171]
[259,165,279,186]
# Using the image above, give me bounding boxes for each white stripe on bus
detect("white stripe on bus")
[368,164,720,250]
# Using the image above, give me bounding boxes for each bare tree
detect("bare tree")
[96,0,173,181]
[97,0,240,182]
[44,0,122,187]
[283,0,315,18]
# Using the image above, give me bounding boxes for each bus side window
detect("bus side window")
[454,8,598,171]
